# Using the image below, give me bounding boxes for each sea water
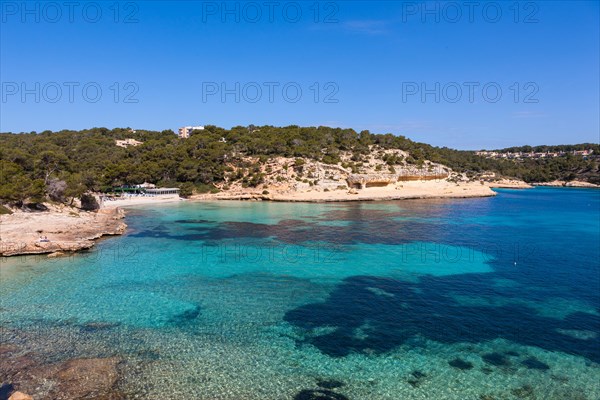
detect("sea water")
[1,187,599,399]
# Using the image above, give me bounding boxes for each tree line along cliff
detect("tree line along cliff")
[1,126,598,207]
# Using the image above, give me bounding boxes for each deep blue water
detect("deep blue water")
[1,187,599,399]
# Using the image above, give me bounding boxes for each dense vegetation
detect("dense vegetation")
[493,144,597,153]
[1,126,598,206]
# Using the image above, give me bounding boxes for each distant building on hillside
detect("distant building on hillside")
[178,125,204,138]
[115,138,143,148]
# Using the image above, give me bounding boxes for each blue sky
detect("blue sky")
[1,0,598,149]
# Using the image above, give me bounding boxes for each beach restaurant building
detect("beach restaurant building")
[145,188,180,196]
[110,186,180,197]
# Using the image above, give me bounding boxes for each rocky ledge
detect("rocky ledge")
[0,207,127,257]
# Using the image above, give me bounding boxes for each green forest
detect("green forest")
[1,126,598,207]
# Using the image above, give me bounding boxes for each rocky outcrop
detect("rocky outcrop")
[2,357,122,399]
[1,343,123,400]
[193,147,498,202]
[49,358,122,399]
[0,207,127,257]
[565,180,599,188]
[533,180,600,188]
[8,392,33,400]
[346,174,398,189]
[396,173,449,182]
[346,171,449,189]
[487,179,533,189]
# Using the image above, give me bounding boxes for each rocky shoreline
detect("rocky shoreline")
[485,179,599,190]
[2,177,596,258]
[0,206,126,257]
[487,179,533,189]
[532,180,600,188]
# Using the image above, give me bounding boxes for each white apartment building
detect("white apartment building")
[178,125,204,138]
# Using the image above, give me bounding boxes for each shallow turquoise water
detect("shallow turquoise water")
[1,188,599,399]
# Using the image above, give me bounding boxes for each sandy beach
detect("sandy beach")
[196,180,497,202]
[272,181,496,202]
[101,195,185,208]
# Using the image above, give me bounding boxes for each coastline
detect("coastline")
[273,181,497,202]
[0,196,185,258]
[194,180,497,203]
[101,195,186,208]
[532,180,600,188]
[487,179,533,189]
[0,183,494,258]
[6,180,597,258]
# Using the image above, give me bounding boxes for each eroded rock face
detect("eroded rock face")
[346,172,449,189]
[346,174,398,189]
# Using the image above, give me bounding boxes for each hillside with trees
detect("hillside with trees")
[1,126,598,208]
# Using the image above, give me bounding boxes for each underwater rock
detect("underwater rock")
[294,389,349,400]
[174,219,212,224]
[556,329,598,340]
[449,358,474,370]
[8,392,33,400]
[0,352,123,400]
[135,349,161,361]
[511,384,534,398]
[407,370,427,388]
[550,374,569,383]
[366,287,395,297]
[521,357,550,371]
[284,274,600,364]
[167,305,201,326]
[482,352,510,367]
[80,322,119,333]
[407,379,420,388]
[49,357,122,399]
[411,370,427,379]
[316,380,345,389]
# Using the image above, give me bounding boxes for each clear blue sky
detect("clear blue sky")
[1,0,598,149]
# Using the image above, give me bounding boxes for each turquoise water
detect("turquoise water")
[1,187,599,399]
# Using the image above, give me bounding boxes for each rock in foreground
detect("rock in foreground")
[0,206,126,257]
